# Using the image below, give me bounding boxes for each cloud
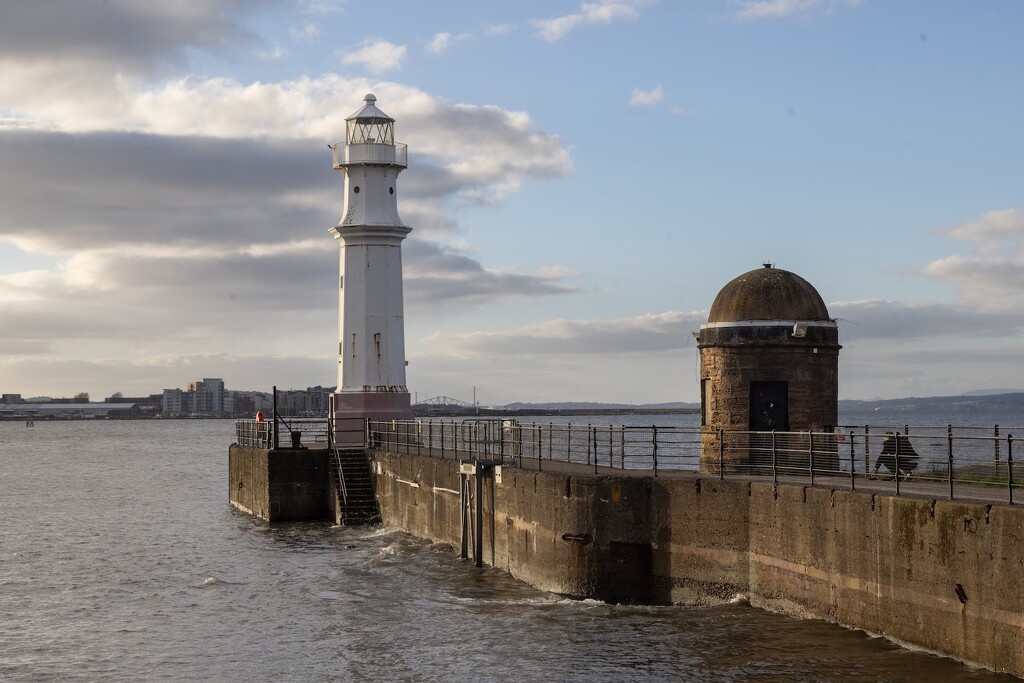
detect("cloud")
[828,299,1024,342]
[629,84,664,107]
[289,22,320,42]
[420,311,705,358]
[0,1,265,125]
[534,0,652,42]
[341,40,407,73]
[258,45,288,60]
[920,207,1024,301]
[427,32,453,54]
[732,0,862,20]
[298,0,347,14]
[404,241,580,306]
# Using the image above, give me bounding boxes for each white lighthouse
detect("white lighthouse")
[328,94,413,441]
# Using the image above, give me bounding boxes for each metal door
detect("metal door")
[749,382,789,431]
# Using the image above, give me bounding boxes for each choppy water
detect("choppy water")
[1,419,1018,682]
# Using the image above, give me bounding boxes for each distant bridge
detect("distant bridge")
[414,396,476,409]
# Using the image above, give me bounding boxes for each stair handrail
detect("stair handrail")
[331,446,349,514]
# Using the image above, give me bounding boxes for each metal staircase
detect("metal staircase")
[329,447,381,525]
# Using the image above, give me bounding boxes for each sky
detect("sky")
[1,0,1023,405]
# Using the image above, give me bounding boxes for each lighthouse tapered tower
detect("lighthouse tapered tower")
[329,94,413,440]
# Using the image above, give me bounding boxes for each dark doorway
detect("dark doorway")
[749,382,789,431]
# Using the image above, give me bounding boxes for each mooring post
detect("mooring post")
[460,472,468,560]
[474,463,483,568]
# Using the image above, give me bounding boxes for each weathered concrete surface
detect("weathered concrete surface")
[369,450,1024,677]
[228,445,330,522]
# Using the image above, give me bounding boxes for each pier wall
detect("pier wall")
[370,450,1024,677]
[228,445,330,522]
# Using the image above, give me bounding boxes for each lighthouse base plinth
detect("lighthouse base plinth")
[330,391,413,445]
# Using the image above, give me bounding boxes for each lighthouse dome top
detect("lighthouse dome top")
[707,264,831,323]
[347,94,395,124]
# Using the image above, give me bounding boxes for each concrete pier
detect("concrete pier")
[369,449,1024,678]
[228,442,1024,677]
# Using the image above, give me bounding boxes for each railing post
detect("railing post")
[771,431,778,484]
[589,421,598,471]
[592,425,598,474]
[608,425,613,468]
[947,425,954,501]
[272,385,279,449]
[536,422,542,472]
[620,425,626,469]
[995,424,1001,475]
[566,423,571,463]
[652,425,658,477]
[718,428,725,480]
[808,431,815,487]
[849,431,855,490]
[894,431,902,497]
[1008,434,1014,505]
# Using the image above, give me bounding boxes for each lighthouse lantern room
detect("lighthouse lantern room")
[329,94,413,442]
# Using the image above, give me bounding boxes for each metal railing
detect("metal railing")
[234,417,332,448]
[365,419,1021,505]
[332,142,408,168]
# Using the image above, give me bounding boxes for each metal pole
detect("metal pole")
[772,431,778,485]
[808,431,815,487]
[608,425,613,468]
[652,425,659,477]
[947,426,954,501]
[995,424,1001,475]
[849,432,855,490]
[895,432,902,497]
[592,425,598,474]
[589,421,598,471]
[620,425,626,469]
[272,385,279,449]
[1008,434,1014,505]
[537,423,542,472]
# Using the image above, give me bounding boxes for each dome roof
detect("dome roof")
[707,265,830,323]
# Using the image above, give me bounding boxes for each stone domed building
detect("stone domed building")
[697,264,841,472]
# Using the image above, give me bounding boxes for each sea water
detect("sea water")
[0,418,1017,682]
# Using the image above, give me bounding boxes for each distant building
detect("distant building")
[0,402,140,419]
[2,394,22,404]
[188,378,225,415]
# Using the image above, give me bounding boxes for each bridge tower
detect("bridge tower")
[328,94,413,441]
